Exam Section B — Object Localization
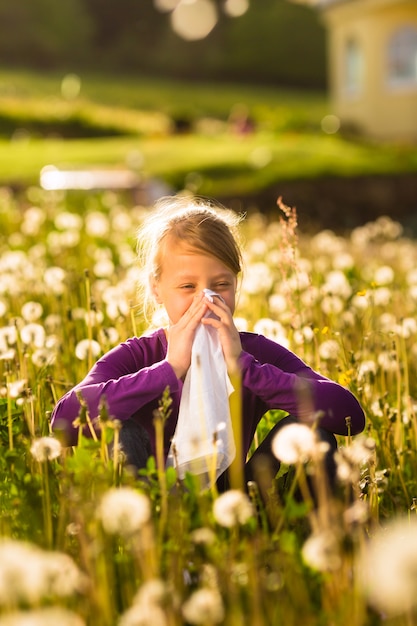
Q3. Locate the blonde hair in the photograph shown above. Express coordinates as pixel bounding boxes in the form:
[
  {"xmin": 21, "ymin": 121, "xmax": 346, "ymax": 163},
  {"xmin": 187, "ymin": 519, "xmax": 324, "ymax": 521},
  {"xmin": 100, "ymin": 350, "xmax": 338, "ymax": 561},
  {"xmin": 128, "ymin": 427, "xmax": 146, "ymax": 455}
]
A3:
[{"xmin": 137, "ymin": 195, "xmax": 244, "ymax": 322}]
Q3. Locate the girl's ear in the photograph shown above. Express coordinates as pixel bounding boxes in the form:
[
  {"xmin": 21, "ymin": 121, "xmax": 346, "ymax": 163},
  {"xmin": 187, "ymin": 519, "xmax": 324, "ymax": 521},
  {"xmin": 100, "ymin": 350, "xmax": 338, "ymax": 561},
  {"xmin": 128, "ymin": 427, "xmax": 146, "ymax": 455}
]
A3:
[{"xmin": 150, "ymin": 277, "xmax": 162, "ymax": 304}]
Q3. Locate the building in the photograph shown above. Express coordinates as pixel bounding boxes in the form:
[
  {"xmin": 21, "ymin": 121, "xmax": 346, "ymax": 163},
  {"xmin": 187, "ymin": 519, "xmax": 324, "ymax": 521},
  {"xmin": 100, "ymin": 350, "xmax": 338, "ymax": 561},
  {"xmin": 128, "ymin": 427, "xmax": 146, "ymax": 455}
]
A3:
[{"xmin": 291, "ymin": 0, "xmax": 417, "ymax": 141}]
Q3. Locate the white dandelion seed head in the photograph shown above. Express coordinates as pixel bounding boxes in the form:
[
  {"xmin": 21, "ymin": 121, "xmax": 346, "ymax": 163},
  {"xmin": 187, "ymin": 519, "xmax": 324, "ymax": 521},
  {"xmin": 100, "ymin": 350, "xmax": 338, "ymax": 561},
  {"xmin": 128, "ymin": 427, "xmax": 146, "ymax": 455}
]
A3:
[
  {"xmin": 320, "ymin": 295, "xmax": 344, "ymax": 316},
  {"xmin": 75, "ymin": 339, "xmax": 102, "ymax": 360},
  {"xmin": 97, "ymin": 487, "xmax": 152, "ymax": 536},
  {"xmin": 212, "ymin": 490, "xmax": 254, "ymax": 528},
  {"xmin": 321, "ymin": 270, "xmax": 352, "ymax": 299},
  {"xmin": 119, "ymin": 603, "xmax": 168, "ymax": 626},
  {"xmin": 30, "ymin": 436, "xmax": 62, "ymax": 462},
  {"xmin": 85, "ymin": 211, "xmax": 110, "ymax": 237},
  {"xmin": 318, "ymin": 339, "xmax": 340, "ymax": 361},
  {"xmin": 21, "ymin": 301, "xmax": 43, "ymax": 322},
  {"xmin": 191, "ymin": 527, "xmax": 216, "ymax": 545},
  {"xmin": 253, "ymin": 318, "xmax": 288, "ymax": 347},
  {"xmin": 359, "ymin": 517, "xmax": 417, "ymax": 616},
  {"xmin": 373, "ymin": 264, "xmax": 395, "ymax": 286},
  {"xmin": 302, "ymin": 531, "xmax": 341, "ymax": 572},
  {"xmin": 271, "ymin": 423, "xmax": 319, "ymax": 464},
  {"xmin": 373, "ymin": 286, "xmax": 392, "ymax": 307},
  {"xmin": 181, "ymin": 588, "xmax": 225, "ymax": 625},
  {"xmin": 20, "ymin": 323, "xmax": 46, "ymax": 348}
]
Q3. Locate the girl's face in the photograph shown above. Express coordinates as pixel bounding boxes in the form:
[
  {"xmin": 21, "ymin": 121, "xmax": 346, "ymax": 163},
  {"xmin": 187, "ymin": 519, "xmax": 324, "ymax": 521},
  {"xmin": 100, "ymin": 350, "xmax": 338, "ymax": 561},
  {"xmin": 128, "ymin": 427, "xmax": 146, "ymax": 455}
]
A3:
[{"xmin": 152, "ymin": 238, "xmax": 237, "ymax": 324}]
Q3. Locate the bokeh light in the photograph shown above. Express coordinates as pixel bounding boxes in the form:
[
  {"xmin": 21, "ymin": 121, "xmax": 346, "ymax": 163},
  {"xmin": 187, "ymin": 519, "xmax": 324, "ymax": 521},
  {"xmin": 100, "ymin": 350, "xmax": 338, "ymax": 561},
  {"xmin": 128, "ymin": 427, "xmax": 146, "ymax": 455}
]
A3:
[
  {"xmin": 171, "ymin": 0, "xmax": 218, "ymax": 41},
  {"xmin": 224, "ymin": 0, "xmax": 249, "ymax": 18},
  {"xmin": 321, "ymin": 114, "xmax": 341, "ymax": 134}
]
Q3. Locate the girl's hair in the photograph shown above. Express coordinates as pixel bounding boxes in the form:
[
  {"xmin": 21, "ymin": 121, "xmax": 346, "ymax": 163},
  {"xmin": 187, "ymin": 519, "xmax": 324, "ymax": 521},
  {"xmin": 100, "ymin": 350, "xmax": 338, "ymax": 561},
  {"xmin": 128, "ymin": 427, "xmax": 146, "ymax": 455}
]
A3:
[{"xmin": 137, "ymin": 195, "xmax": 244, "ymax": 321}]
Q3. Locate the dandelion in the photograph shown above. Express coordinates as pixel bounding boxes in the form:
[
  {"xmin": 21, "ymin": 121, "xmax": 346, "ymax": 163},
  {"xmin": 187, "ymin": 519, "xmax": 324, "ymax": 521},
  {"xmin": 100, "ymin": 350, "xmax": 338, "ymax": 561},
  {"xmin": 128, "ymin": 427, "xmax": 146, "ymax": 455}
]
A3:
[
  {"xmin": 253, "ymin": 318, "xmax": 288, "ymax": 347},
  {"xmin": 374, "ymin": 264, "xmax": 394, "ymax": 285},
  {"xmin": 20, "ymin": 323, "xmax": 46, "ymax": 348},
  {"xmin": 212, "ymin": 490, "xmax": 254, "ymax": 528},
  {"xmin": 119, "ymin": 603, "xmax": 167, "ymax": 626},
  {"xmin": 359, "ymin": 516, "xmax": 417, "ymax": 616},
  {"xmin": 0, "ymin": 539, "xmax": 84, "ymax": 606},
  {"xmin": 43, "ymin": 266, "xmax": 67, "ymax": 294},
  {"xmin": 182, "ymin": 588, "xmax": 225, "ymax": 625},
  {"xmin": 318, "ymin": 339, "xmax": 340, "ymax": 361},
  {"xmin": 97, "ymin": 487, "xmax": 151, "ymax": 536},
  {"xmin": 75, "ymin": 339, "xmax": 102, "ymax": 360},
  {"xmin": 85, "ymin": 211, "xmax": 109, "ymax": 237},
  {"xmin": 271, "ymin": 423, "xmax": 319, "ymax": 464},
  {"xmin": 30, "ymin": 436, "xmax": 62, "ymax": 461},
  {"xmin": 320, "ymin": 295, "xmax": 344, "ymax": 316},
  {"xmin": 191, "ymin": 527, "xmax": 216, "ymax": 545},
  {"xmin": 4, "ymin": 379, "xmax": 27, "ymax": 399},
  {"xmin": 32, "ymin": 348, "xmax": 56, "ymax": 368},
  {"xmin": 302, "ymin": 531, "xmax": 341, "ymax": 572},
  {"xmin": 21, "ymin": 301, "xmax": 43, "ymax": 322}
]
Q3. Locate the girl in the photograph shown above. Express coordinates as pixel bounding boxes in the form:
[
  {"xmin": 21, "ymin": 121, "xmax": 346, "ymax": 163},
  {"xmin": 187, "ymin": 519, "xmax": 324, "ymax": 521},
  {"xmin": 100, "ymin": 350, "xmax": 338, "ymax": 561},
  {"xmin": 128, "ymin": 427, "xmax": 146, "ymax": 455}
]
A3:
[{"xmin": 51, "ymin": 196, "xmax": 365, "ymax": 489}]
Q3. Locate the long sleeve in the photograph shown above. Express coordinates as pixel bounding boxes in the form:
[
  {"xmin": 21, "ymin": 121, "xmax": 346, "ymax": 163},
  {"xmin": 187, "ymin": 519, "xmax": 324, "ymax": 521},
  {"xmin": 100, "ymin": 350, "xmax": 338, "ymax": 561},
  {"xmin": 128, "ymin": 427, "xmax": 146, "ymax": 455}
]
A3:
[
  {"xmin": 51, "ymin": 330, "xmax": 180, "ymax": 445},
  {"xmin": 239, "ymin": 333, "xmax": 365, "ymax": 437}
]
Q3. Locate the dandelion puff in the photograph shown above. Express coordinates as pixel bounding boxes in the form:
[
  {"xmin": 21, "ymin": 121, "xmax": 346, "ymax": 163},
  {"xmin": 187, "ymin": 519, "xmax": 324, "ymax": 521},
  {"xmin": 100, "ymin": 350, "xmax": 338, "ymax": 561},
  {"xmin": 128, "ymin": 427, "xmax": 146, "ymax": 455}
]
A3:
[
  {"xmin": 43, "ymin": 551, "xmax": 87, "ymax": 597},
  {"xmin": 32, "ymin": 348, "xmax": 56, "ymax": 368},
  {"xmin": 30, "ymin": 436, "xmax": 62, "ymax": 462},
  {"xmin": 97, "ymin": 487, "xmax": 151, "ymax": 537},
  {"xmin": 359, "ymin": 516, "xmax": 417, "ymax": 616},
  {"xmin": 318, "ymin": 339, "xmax": 340, "ymax": 361},
  {"xmin": 119, "ymin": 603, "xmax": 167, "ymax": 626},
  {"xmin": 20, "ymin": 323, "xmax": 46, "ymax": 348},
  {"xmin": 302, "ymin": 531, "xmax": 341, "ymax": 572},
  {"xmin": 21, "ymin": 301, "xmax": 43, "ymax": 322},
  {"xmin": 182, "ymin": 588, "xmax": 225, "ymax": 625},
  {"xmin": 212, "ymin": 490, "xmax": 254, "ymax": 528},
  {"xmin": 75, "ymin": 339, "xmax": 102, "ymax": 360},
  {"xmin": 272, "ymin": 423, "xmax": 318, "ymax": 464}
]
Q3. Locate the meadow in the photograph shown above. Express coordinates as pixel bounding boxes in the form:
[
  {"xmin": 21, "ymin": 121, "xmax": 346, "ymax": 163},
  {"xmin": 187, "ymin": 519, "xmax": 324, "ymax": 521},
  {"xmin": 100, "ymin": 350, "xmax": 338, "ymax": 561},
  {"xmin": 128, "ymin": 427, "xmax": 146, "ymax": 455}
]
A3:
[{"xmin": 1, "ymin": 182, "xmax": 417, "ymax": 626}]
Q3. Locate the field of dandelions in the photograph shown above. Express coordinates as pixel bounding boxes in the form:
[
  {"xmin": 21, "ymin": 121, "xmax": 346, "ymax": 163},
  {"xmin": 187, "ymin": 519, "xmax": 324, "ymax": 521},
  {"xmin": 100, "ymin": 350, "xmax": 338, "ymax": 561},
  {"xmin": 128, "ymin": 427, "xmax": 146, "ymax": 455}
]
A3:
[{"xmin": 2, "ymin": 184, "xmax": 417, "ymax": 626}]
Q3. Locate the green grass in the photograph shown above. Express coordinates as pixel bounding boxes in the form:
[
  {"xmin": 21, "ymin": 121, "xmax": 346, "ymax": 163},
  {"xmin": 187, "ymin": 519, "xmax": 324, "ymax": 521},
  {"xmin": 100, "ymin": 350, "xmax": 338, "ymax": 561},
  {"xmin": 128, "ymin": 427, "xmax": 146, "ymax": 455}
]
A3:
[{"xmin": 0, "ymin": 68, "xmax": 416, "ymax": 196}]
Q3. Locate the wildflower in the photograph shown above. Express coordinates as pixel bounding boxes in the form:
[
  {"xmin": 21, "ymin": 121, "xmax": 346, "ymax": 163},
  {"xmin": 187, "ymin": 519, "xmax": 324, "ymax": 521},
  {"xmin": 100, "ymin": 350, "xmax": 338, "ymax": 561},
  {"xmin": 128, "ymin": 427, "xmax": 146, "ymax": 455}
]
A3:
[
  {"xmin": 0, "ymin": 608, "xmax": 85, "ymax": 626},
  {"xmin": 97, "ymin": 487, "xmax": 151, "ymax": 536},
  {"xmin": 182, "ymin": 588, "xmax": 225, "ymax": 625},
  {"xmin": 43, "ymin": 266, "xmax": 67, "ymax": 294},
  {"xmin": 85, "ymin": 211, "xmax": 109, "ymax": 237},
  {"xmin": 253, "ymin": 318, "xmax": 288, "ymax": 347},
  {"xmin": 32, "ymin": 348, "xmax": 56, "ymax": 368},
  {"xmin": 75, "ymin": 339, "xmax": 102, "ymax": 360},
  {"xmin": 242, "ymin": 262, "xmax": 274, "ymax": 294},
  {"xmin": 359, "ymin": 516, "xmax": 417, "ymax": 616},
  {"xmin": 318, "ymin": 339, "xmax": 340, "ymax": 361},
  {"xmin": 302, "ymin": 531, "xmax": 341, "ymax": 572},
  {"xmin": 374, "ymin": 264, "xmax": 394, "ymax": 285},
  {"xmin": 321, "ymin": 270, "xmax": 352, "ymax": 298},
  {"xmin": 30, "ymin": 436, "xmax": 62, "ymax": 462},
  {"xmin": 4, "ymin": 379, "xmax": 27, "ymax": 399},
  {"xmin": 320, "ymin": 295, "xmax": 344, "ymax": 316},
  {"xmin": 0, "ymin": 539, "xmax": 84, "ymax": 606},
  {"xmin": 212, "ymin": 490, "xmax": 254, "ymax": 528},
  {"xmin": 20, "ymin": 323, "xmax": 46, "ymax": 348},
  {"xmin": 119, "ymin": 603, "xmax": 167, "ymax": 626},
  {"xmin": 191, "ymin": 527, "xmax": 216, "ymax": 545},
  {"xmin": 21, "ymin": 301, "xmax": 43, "ymax": 322},
  {"xmin": 54, "ymin": 211, "xmax": 83, "ymax": 231},
  {"xmin": 272, "ymin": 423, "xmax": 319, "ymax": 465}
]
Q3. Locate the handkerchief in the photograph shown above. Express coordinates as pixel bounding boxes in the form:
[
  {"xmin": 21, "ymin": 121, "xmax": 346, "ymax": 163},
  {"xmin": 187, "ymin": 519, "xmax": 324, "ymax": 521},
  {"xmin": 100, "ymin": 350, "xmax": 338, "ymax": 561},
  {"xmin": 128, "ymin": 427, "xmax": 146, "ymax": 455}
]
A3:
[{"xmin": 167, "ymin": 290, "xmax": 236, "ymax": 486}]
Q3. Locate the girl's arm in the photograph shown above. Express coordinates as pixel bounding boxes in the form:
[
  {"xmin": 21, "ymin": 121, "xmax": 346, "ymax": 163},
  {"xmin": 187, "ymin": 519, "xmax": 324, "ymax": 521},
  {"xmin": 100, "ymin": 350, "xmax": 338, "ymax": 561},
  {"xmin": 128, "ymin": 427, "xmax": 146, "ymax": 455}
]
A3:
[
  {"xmin": 238, "ymin": 335, "xmax": 365, "ymax": 436},
  {"xmin": 51, "ymin": 340, "xmax": 180, "ymax": 444}
]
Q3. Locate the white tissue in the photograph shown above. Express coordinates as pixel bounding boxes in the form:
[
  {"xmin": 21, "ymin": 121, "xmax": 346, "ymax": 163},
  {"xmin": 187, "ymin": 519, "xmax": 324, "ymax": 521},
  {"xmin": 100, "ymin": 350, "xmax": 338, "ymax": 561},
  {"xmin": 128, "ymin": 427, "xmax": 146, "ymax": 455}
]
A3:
[{"xmin": 167, "ymin": 290, "xmax": 236, "ymax": 486}]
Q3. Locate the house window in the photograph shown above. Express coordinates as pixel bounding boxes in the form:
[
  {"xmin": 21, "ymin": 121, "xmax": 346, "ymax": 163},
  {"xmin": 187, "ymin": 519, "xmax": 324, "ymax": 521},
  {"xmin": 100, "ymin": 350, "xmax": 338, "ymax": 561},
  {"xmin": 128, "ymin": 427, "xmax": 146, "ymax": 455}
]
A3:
[
  {"xmin": 344, "ymin": 38, "xmax": 363, "ymax": 96},
  {"xmin": 387, "ymin": 25, "xmax": 417, "ymax": 87}
]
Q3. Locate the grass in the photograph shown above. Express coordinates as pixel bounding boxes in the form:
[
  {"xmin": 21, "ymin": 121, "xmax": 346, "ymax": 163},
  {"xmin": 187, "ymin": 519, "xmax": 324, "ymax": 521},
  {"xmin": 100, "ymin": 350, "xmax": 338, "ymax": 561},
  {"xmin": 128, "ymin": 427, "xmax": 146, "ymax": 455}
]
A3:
[
  {"xmin": 1, "ymin": 186, "xmax": 417, "ymax": 624},
  {"xmin": 0, "ymin": 69, "xmax": 416, "ymax": 196}
]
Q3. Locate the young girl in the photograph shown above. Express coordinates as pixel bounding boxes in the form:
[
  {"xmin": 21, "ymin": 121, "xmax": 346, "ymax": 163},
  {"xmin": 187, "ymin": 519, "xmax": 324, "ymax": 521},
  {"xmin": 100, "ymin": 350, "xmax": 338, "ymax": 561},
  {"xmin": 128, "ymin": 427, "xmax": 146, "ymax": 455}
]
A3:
[{"xmin": 51, "ymin": 196, "xmax": 365, "ymax": 490}]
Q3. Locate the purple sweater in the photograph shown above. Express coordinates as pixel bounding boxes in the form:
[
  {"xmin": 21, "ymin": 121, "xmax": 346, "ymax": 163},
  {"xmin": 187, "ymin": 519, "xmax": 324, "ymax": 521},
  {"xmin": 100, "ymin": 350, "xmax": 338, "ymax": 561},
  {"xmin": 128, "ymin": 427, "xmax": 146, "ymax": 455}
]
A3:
[{"xmin": 51, "ymin": 328, "xmax": 365, "ymax": 459}]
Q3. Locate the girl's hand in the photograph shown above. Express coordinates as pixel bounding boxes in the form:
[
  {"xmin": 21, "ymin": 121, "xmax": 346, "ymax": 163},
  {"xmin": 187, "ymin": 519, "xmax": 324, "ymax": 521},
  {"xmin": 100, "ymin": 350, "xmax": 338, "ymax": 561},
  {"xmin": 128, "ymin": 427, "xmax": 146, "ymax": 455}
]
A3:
[
  {"xmin": 201, "ymin": 295, "xmax": 242, "ymax": 373},
  {"xmin": 165, "ymin": 292, "xmax": 207, "ymax": 379}
]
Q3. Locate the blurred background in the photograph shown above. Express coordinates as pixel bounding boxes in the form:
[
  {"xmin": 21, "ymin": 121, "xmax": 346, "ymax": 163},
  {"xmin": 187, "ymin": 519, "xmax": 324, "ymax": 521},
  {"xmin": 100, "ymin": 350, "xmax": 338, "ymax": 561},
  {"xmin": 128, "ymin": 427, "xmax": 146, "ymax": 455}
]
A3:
[{"xmin": 0, "ymin": 0, "xmax": 416, "ymax": 232}]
